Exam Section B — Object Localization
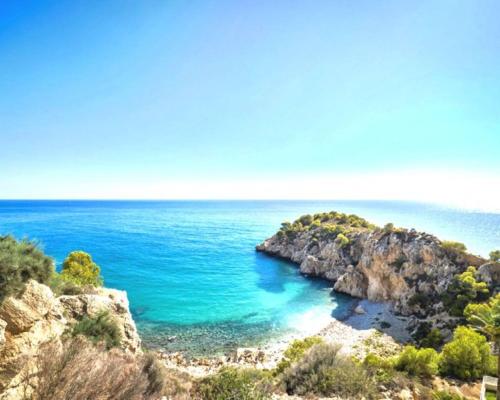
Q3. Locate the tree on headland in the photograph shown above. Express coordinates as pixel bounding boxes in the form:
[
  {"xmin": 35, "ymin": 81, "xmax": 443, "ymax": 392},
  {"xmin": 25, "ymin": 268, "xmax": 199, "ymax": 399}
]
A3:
[
  {"xmin": 490, "ymin": 250, "xmax": 500, "ymax": 263},
  {"xmin": 61, "ymin": 251, "xmax": 103, "ymax": 287}
]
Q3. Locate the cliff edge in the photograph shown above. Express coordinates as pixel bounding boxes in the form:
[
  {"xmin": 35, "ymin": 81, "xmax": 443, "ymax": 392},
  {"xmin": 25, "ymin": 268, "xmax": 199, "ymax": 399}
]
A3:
[{"xmin": 0, "ymin": 280, "xmax": 141, "ymax": 399}]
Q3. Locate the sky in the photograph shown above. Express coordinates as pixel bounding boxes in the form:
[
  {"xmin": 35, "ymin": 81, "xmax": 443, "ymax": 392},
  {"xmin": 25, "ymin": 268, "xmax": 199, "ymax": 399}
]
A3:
[{"xmin": 1, "ymin": 1, "xmax": 499, "ymax": 208}]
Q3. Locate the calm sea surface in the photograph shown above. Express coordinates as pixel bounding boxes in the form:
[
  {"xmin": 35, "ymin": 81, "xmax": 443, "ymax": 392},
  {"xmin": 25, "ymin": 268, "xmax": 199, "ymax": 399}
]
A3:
[{"xmin": 0, "ymin": 200, "xmax": 498, "ymax": 354}]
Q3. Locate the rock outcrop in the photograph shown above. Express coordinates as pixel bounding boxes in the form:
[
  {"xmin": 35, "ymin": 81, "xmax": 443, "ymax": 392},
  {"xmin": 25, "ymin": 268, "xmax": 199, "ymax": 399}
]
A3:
[
  {"xmin": 0, "ymin": 280, "xmax": 141, "ymax": 399},
  {"xmin": 256, "ymin": 212, "xmax": 497, "ymax": 326}
]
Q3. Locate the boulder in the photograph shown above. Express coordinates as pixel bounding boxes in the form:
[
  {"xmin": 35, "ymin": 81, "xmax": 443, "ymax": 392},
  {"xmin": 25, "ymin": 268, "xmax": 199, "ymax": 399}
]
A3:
[{"xmin": 354, "ymin": 304, "xmax": 366, "ymax": 314}]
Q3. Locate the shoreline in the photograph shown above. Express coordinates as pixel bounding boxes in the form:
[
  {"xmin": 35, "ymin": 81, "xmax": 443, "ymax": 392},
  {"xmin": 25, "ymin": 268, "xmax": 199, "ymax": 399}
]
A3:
[{"xmin": 157, "ymin": 299, "xmax": 410, "ymax": 377}]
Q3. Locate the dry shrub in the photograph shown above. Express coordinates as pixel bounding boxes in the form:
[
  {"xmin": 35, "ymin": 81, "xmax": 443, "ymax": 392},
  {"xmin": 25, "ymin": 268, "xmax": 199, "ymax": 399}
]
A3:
[
  {"xmin": 19, "ymin": 336, "xmax": 189, "ymax": 400},
  {"xmin": 281, "ymin": 343, "xmax": 376, "ymax": 399}
]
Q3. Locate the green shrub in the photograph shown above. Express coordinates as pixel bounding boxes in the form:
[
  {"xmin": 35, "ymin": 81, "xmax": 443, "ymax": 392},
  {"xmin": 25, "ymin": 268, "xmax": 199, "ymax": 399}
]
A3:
[
  {"xmin": 281, "ymin": 343, "xmax": 376, "ymax": 399},
  {"xmin": 420, "ymin": 328, "xmax": 444, "ymax": 350},
  {"xmin": 394, "ymin": 345, "xmax": 439, "ymax": 378},
  {"xmin": 72, "ymin": 311, "xmax": 121, "ymax": 349},
  {"xmin": 0, "ymin": 235, "xmax": 54, "ymax": 301},
  {"xmin": 363, "ymin": 353, "xmax": 395, "ymax": 384},
  {"xmin": 335, "ymin": 233, "xmax": 349, "ymax": 248},
  {"xmin": 438, "ymin": 326, "xmax": 496, "ymax": 380},
  {"xmin": 274, "ymin": 336, "xmax": 323, "ymax": 375},
  {"xmin": 383, "ymin": 223, "xmax": 395, "ymax": 233},
  {"xmin": 194, "ymin": 367, "xmax": 271, "ymax": 400},
  {"xmin": 442, "ymin": 266, "xmax": 489, "ymax": 317},
  {"xmin": 61, "ymin": 251, "xmax": 103, "ymax": 287},
  {"xmin": 432, "ymin": 390, "xmax": 466, "ymax": 400},
  {"xmin": 298, "ymin": 214, "xmax": 313, "ymax": 226},
  {"xmin": 489, "ymin": 250, "xmax": 500, "ymax": 262},
  {"xmin": 49, "ymin": 273, "xmax": 87, "ymax": 296},
  {"xmin": 441, "ymin": 240, "xmax": 467, "ymax": 253}
]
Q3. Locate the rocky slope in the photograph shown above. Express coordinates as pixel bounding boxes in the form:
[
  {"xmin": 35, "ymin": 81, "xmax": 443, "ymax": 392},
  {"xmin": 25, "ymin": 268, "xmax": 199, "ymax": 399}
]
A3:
[
  {"xmin": 0, "ymin": 280, "xmax": 141, "ymax": 399},
  {"xmin": 256, "ymin": 212, "xmax": 498, "ymax": 336}
]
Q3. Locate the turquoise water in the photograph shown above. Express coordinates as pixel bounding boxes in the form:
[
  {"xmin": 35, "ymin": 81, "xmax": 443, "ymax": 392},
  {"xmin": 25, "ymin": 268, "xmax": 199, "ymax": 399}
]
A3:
[{"xmin": 0, "ymin": 200, "xmax": 498, "ymax": 354}]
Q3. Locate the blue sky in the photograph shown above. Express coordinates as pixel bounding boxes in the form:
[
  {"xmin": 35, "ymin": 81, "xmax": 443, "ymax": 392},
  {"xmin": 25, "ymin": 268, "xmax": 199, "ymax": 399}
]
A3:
[{"xmin": 1, "ymin": 1, "xmax": 499, "ymax": 205}]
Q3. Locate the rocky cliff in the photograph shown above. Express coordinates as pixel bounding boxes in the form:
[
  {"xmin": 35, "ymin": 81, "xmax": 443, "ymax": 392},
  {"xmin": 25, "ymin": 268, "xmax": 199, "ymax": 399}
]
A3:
[
  {"xmin": 256, "ymin": 212, "xmax": 497, "ymax": 335},
  {"xmin": 0, "ymin": 280, "xmax": 141, "ymax": 399}
]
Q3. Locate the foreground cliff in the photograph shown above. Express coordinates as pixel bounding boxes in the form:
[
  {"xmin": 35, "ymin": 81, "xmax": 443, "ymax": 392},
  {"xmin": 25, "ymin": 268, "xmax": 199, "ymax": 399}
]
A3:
[
  {"xmin": 257, "ymin": 212, "xmax": 499, "ymax": 337},
  {"xmin": 0, "ymin": 280, "xmax": 141, "ymax": 399}
]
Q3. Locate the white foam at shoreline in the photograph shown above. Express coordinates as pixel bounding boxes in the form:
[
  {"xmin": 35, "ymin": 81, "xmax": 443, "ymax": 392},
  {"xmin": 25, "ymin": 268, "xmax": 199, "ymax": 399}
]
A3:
[{"xmin": 285, "ymin": 305, "xmax": 335, "ymax": 336}]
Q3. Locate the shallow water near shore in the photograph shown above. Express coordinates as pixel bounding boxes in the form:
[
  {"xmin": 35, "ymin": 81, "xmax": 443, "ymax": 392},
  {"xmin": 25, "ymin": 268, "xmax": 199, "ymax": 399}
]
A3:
[{"xmin": 0, "ymin": 200, "xmax": 498, "ymax": 355}]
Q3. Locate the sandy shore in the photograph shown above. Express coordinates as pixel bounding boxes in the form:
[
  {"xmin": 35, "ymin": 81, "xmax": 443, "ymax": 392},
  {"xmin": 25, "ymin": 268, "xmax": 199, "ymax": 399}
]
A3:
[{"xmin": 158, "ymin": 300, "xmax": 411, "ymax": 377}]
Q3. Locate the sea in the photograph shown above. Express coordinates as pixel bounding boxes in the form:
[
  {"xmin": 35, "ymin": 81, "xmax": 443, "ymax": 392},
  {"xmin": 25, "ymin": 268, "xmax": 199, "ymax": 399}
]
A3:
[{"xmin": 0, "ymin": 200, "xmax": 498, "ymax": 355}]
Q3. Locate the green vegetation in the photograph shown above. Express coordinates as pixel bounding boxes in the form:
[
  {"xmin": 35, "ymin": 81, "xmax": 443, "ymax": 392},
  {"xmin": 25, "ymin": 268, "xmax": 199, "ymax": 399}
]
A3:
[
  {"xmin": 335, "ymin": 233, "xmax": 350, "ymax": 248},
  {"xmin": 362, "ymin": 353, "xmax": 396, "ymax": 385},
  {"xmin": 442, "ymin": 266, "xmax": 489, "ymax": 317},
  {"xmin": 0, "ymin": 235, "xmax": 54, "ymax": 301},
  {"xmin": 281, "ymin": 343, "xmax": 376, "ymax": 399},
  {"xmin": 277, "ymin": 211, "xmax": 376, "ymax": 241},
  {"xmin": 394, "ymin": 345, "xmax": 439, "ymax": 378},
  {"xmin": 383, "ymin": 223, "xmax": 395, "ymax": 232},
  {"xmin": 0, "ymin": 235, "xmax": 104, "ymax": 300},
  {"xmin": 61, "ymin": 251, "xmax": 103, "ymax": 287},
  {"xmin": 485, "ymin": 391, "xmax": 496, "ymax": 400},
  {"xmin": 489, "ymin": 250, "xmax": 500, "ymax": 262},
  {"xmin": 194, "ymin": 367, "xmax": 271, "ymax": 400},
  {"xmin": 72, "ymin": 311, "xmax": 122, "ymax": 349},
  {"xmin": 274, "ymin": 336, "xmax": 323, "ymax": 375},
  {"xmin": 464, "ymin": 293, "xmax": 500, "ymax": 343},
  {"xmin": 432, "ymin": 390, "xmax": 466, "ymax": 400},
  {"xmin": 419, "ymin": 328, "xmax": 445, "ymax": 350},
  {"xmin": 441, "ymin": 240, "xmax": 467, "ymax": 254},
  {"xmin": 438, "ymin": 326, "xmax": 496, "ymax": 380},
  {"xmin": 465, "ymin": 293, "xmax": 500, "ymax": 398}
]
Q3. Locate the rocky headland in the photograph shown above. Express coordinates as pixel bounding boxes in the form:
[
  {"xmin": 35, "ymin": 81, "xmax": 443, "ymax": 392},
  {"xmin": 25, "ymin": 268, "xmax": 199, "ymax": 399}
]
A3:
[{"xmin": 256, "ymin": 211, "xmax": 499, "ymax": 341}]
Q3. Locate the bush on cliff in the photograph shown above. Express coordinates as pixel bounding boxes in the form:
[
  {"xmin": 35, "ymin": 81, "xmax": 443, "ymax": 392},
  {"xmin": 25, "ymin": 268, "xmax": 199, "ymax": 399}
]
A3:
[
  {"xmin": 394, "ymin": 345, "xmax": 439, "ymax": 378},
  {"xmin": 335, "ymin": 233, "xmax": 350, "ymax": 248},
  {"xmin": 72, "ymin": 311, "xmax": 121, "ymax": 349},
  {"xmin": 363, "ymin": 353, "xmax": 397, "ymax": 384},
  {"xmin": 194, "ymin": 367, "xmax": 272, "ymax": 400},
  {"xmin": 442, "ymin": 266, "xmax": 489, "ymax": 317},
  {"xmin": 0, "ymin": 235, "xmax": 54, "ymax": 301},
  {"xmin": 489, "ymin": 249, "xmax": 500, "ymax": 262},
  {"xmin": 438, "ymin": 326, "xmax": 496, "ymax": 380},
  {"xmin": 274, "ymin": 336, "xmax": 323, "ymax": 375},
  {"xmin": 20, "ymin": 336, "xmax": 178, "ymax": 400},
  {"xmin": 281, "ymin": 343, "xmax": 376, "ymax": 399},
  {"xmin": 441, "ymin": 240, "xmax": 467, "ymax": 254},
  {"xmin": 49, "ymin": 272, "xmax": 91, "ymax": 296},
  {"xmin": 61, "ymin": 250, "xmax": 103, "ymax": 287},
  {"xmin": 419, "ymin": 328, "xmax": 445, "ymax": 350}
]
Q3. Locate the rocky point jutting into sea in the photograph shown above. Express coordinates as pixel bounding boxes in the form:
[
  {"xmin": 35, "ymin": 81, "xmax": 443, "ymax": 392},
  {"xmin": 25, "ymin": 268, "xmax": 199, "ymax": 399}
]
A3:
[{"xmin": 256, "ymin": 211, "xmax": 500, "ymax": 341}]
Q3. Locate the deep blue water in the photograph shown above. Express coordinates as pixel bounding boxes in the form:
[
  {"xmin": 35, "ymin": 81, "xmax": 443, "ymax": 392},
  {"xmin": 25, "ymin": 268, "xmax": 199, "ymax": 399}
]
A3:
[{"xmin": 0, "ymin": 200, "xmax": 498, "ymax": 354}]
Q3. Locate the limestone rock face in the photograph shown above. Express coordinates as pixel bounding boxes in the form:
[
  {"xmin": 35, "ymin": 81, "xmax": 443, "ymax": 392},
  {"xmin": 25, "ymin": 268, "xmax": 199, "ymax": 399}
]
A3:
[
  {"xmin": 477, "ymin": 262, "xmax": 500, "ymax": 290},
  {"xmin": 0, "ymin": 280, "xmax": 141, "ymax": 399},
  {"xmin": 257, "ymin": 223, "xmax": 487, "ymax": 319}
]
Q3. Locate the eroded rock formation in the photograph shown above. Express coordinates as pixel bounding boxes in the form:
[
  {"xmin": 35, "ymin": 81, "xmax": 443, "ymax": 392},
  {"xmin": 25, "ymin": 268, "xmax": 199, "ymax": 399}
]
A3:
[
  {"xmin": 256, "ymin": 212, "xmax": 497, "ymax": 329},
  {"xmin": 0, "ymin": 280, "xmax": 140, "ymax": 399}
]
